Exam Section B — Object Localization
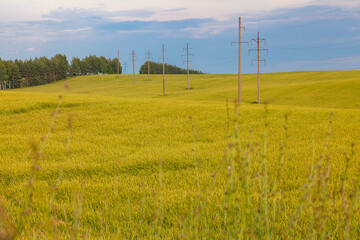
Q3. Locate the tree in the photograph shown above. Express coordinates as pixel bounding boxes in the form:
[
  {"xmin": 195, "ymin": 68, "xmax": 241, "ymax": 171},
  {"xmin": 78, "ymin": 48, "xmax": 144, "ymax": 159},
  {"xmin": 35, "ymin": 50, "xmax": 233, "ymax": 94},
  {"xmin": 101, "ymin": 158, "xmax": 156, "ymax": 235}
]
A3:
[
  {"xmin": 51, "ymin": 54, "xmax": 69, "ymax": 80},
  {"xmin": 70, "ymin": 57, "xmax": 81, "ymax": 75},
  {"xmin": 0, "ymin": 53, "xmax": 127, "ymax": 89},
  {"xmin": 39, "ymin": 57, "xmax": 52, "ymax": 83},
  {"xmin": 99, "ymin": 56, "xmax": 108, "ymax": 74},
  {"xmin": 5, "ymin": 61, "xmax": 21, "ymax": 89},
  {"xmin": 107, "ymin": 58, "xmax": 118, "ymax": 74},
  {"xmin": 80, "ymin": 60, "xmax": 90, "ymax": 75},
  {"xmin": 0, "ymin": 59, "xmax": 6, "ymax": 90},
  {"xmin": 33, "ymin": 57, "xmax": 45, "ymax": 85},
  {"xmin": 139, "ymin": 61, "xmax": 203, "ymax": 74},
  {"xmin": 11, "ymin": 62, "xmax": 21, "ymax": 88},
  {"xmin": 84, "ymin": 55, "xmax": 100, "ymax": 74}
]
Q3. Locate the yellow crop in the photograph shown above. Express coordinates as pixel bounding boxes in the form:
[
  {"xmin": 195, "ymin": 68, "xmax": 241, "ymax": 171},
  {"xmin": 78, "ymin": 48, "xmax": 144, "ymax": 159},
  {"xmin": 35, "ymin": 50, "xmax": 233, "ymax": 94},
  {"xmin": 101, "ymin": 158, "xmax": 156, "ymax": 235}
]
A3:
[{"xmin": 0, "ymin": 71, "xmax": 359, "ymax": 239}]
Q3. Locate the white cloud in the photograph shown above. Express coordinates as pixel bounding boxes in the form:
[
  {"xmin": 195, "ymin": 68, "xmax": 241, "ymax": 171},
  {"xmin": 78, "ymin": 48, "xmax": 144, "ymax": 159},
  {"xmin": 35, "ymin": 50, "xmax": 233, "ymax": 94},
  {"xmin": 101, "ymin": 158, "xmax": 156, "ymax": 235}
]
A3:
[
  {"xmin": 1, "ymin": 0, "xmax": 359, "ymax": 23},
  {"xmin": 116, "ymin": 29, "xmax": 164, "ymax": 35},
  {"xmin": 62, "ymin": 27, "xmax": 92, "ymax": 33},
  {"xmin": 313, "ymin": 0, "xmax": 360, "ymax": 8},
  {"xmin": 26, "ymin": 47, "xmax": 35, "ymax": 52},
  {"xmin": 178, "ymin": 22, "xmax": 234, "ymax": 39}
]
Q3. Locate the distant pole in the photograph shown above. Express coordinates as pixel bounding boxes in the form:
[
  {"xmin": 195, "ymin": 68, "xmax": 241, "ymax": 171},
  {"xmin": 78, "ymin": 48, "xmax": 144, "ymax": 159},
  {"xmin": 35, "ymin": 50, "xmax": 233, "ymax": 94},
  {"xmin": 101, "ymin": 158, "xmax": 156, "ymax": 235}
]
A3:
[
  {"xmin": 124, "ymin": 62, "xmax": 127, "ymax": 84},
  {"xmin": 238, "ymin": 17, "xmax": 242, "ymax": 104},
  {"xmin": 182, "ymin": 43, "xmax": 194, "ymax": 90},
  {"xmin": 249, "ymin": 32, "xmax": 268, "ymax": 104},
  {"xmin": 162, "ymin": 44, "xmax": 165, "ymax": 95},
  {"xmin": 231, "ymin": 17, "xmax": 247, "ymax": 104},
  {"xmin": 132, "ymin": 50, "xmax": 135, "ymax": 84},
  {"xmin": 257, "ymin": 32, "xmax": 260, "ymax": 104},
  {"xmin": 148, "ymin": 50, "xmax": 150, "ymax": 81},
  {"xmin": 187, "ymin": 43, "xmax": 190, "ymax": 90},
  {"xmin": 118, "ymin": 50, "xmax": 120, "ymax": 76}
]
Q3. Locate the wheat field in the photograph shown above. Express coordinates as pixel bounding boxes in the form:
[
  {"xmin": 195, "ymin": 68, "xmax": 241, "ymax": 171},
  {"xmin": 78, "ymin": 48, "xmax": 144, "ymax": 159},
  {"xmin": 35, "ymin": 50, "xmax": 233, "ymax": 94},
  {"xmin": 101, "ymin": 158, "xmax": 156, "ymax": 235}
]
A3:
[{"xmin": 0, "ymin": 71, "xmax": 360, "ymax": 239}]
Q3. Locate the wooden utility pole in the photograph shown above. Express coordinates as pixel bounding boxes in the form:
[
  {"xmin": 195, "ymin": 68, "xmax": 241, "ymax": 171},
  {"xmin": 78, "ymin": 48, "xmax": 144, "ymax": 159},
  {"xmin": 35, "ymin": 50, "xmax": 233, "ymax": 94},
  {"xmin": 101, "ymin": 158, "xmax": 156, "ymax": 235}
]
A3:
[
  {"xmin": 249, "ymin": 32, "xmax": 268, "ymax": 104},
  {"xmin": 182, "ymin": 43, "xmax": 194, "ymax": 90},
  {"xmin": 257, "ymin": 32, "xmax": 260, "ymax": 104},
  {"xmin": 238, "ymin": 18, "xmax": 242, "ymax": 104},
  {"xmin": 162, "ymin": 44, "xmax": 165, "ymax": 95},
  {"xmin": 231, "ymin": 17, "xmax": 247, "ymax": 103},
  {"xmin": 124, "ymin": 62, "xmax": 127, "ymax": 74},
  {"xmin": 132, "ymin": 50, "xmax": 135, "ymax": 84},
  {"xmin": 117, "ymin": 50, "xmax": 120, "ymax": 75},
  {"xmin": 186, "ymin": 43, "xmax": 189, "ymax": 89},
  {"xmin": 148, "ymin": 50, "xmax": 151, "ymax": 81}
]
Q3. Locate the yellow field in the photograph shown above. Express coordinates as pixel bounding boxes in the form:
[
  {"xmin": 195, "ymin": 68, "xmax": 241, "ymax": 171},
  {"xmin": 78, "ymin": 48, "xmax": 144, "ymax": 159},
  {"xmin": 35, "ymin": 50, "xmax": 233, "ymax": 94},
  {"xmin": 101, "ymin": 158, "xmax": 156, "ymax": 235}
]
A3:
[
  {"xmin": 21, "ymin": 71, "xmax": 360, "ymax": 109},
  {"xmin": 1, "ymin": 71, "xmax": 360, "ymax": 239}
]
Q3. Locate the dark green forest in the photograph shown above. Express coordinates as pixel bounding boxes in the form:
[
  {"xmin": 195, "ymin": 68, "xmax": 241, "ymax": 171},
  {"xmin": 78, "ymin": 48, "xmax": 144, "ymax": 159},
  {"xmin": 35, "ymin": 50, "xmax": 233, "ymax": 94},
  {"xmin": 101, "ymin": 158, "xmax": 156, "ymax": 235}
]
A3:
[
  {"xmin": 139, "ymin": 61, "xmax": 203, "ymax": 74},
  {"xmin": 0, "ymin": 55, "xmax": 121, "ymax": 89}
]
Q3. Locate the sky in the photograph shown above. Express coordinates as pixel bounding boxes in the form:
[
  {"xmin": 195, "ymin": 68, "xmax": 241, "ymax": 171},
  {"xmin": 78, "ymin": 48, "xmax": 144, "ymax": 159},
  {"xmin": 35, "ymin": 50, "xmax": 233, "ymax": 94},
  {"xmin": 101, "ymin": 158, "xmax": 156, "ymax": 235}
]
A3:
[{"xmin": 0, "ymin": 0, "xmax": 359, "ymax": 73}]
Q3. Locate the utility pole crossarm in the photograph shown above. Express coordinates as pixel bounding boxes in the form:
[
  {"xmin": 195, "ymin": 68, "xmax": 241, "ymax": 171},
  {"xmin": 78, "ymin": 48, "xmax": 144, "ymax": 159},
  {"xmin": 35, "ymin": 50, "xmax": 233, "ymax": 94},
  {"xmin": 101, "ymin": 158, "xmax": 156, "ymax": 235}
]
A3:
[
  {"xmin": 183, "ymin": 60, "xmax": 193, "ymax": 64},
  {"xmin": 251, "ymin": 59, "xmax": 267, "ymax": 65},
  {"xmin": 231, "ymin": 38, "xmax": 249, "ymax": 49},
  {"xmin": 251, "ymin": 38, "xmax": 267, "ymax": 45}
]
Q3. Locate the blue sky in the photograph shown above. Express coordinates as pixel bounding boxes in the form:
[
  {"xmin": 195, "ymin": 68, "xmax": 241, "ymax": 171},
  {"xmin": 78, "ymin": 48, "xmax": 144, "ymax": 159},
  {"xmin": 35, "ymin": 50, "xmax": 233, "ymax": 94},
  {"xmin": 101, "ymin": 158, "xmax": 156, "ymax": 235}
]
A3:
[{"xmin": 0, "ymin": 0, "xmax": 359, "ymax": 73}]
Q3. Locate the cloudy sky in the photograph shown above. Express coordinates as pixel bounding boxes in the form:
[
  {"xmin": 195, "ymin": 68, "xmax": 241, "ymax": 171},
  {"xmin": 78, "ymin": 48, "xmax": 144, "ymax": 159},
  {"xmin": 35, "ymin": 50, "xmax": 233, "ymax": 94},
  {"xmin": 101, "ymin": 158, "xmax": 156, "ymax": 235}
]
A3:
[{"xmin": 0, "ymin": 0, "xmax": 359, "ymax": 73}]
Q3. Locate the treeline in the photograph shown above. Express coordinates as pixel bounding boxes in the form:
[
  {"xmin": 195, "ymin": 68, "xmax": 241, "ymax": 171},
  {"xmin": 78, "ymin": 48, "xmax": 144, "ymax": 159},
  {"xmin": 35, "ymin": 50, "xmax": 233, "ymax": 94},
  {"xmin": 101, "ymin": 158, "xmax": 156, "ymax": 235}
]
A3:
[
  {"xmin": 139, "ymin": 61, "xmax": 203, "ymax": 74},
  {"xmin": 0, "ymin": 54, "xmax": 68, "ymax": 89},
  {"xmin": 69, "ymin": 55, "xmax": 120, "ymax": 76},
  {"xmin": 0, "ymin": 54, "xmax": 121, "ymax": 89},
  {"xmin": 0, "ymin": 56, "xmax": 203, "ymax": 90}
]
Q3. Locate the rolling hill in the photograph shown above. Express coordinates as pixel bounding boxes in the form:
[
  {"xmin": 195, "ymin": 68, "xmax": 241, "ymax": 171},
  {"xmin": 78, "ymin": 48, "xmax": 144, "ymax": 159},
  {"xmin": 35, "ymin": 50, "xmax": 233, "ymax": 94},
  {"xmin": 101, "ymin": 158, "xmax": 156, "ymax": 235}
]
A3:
[
  {"xmin": 1, "ymin": 70, "xmax": 359, "ymax": 238},
  {"xmin": 17, "ymin": 70, "xmax": 360, "ymax": 109}
]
